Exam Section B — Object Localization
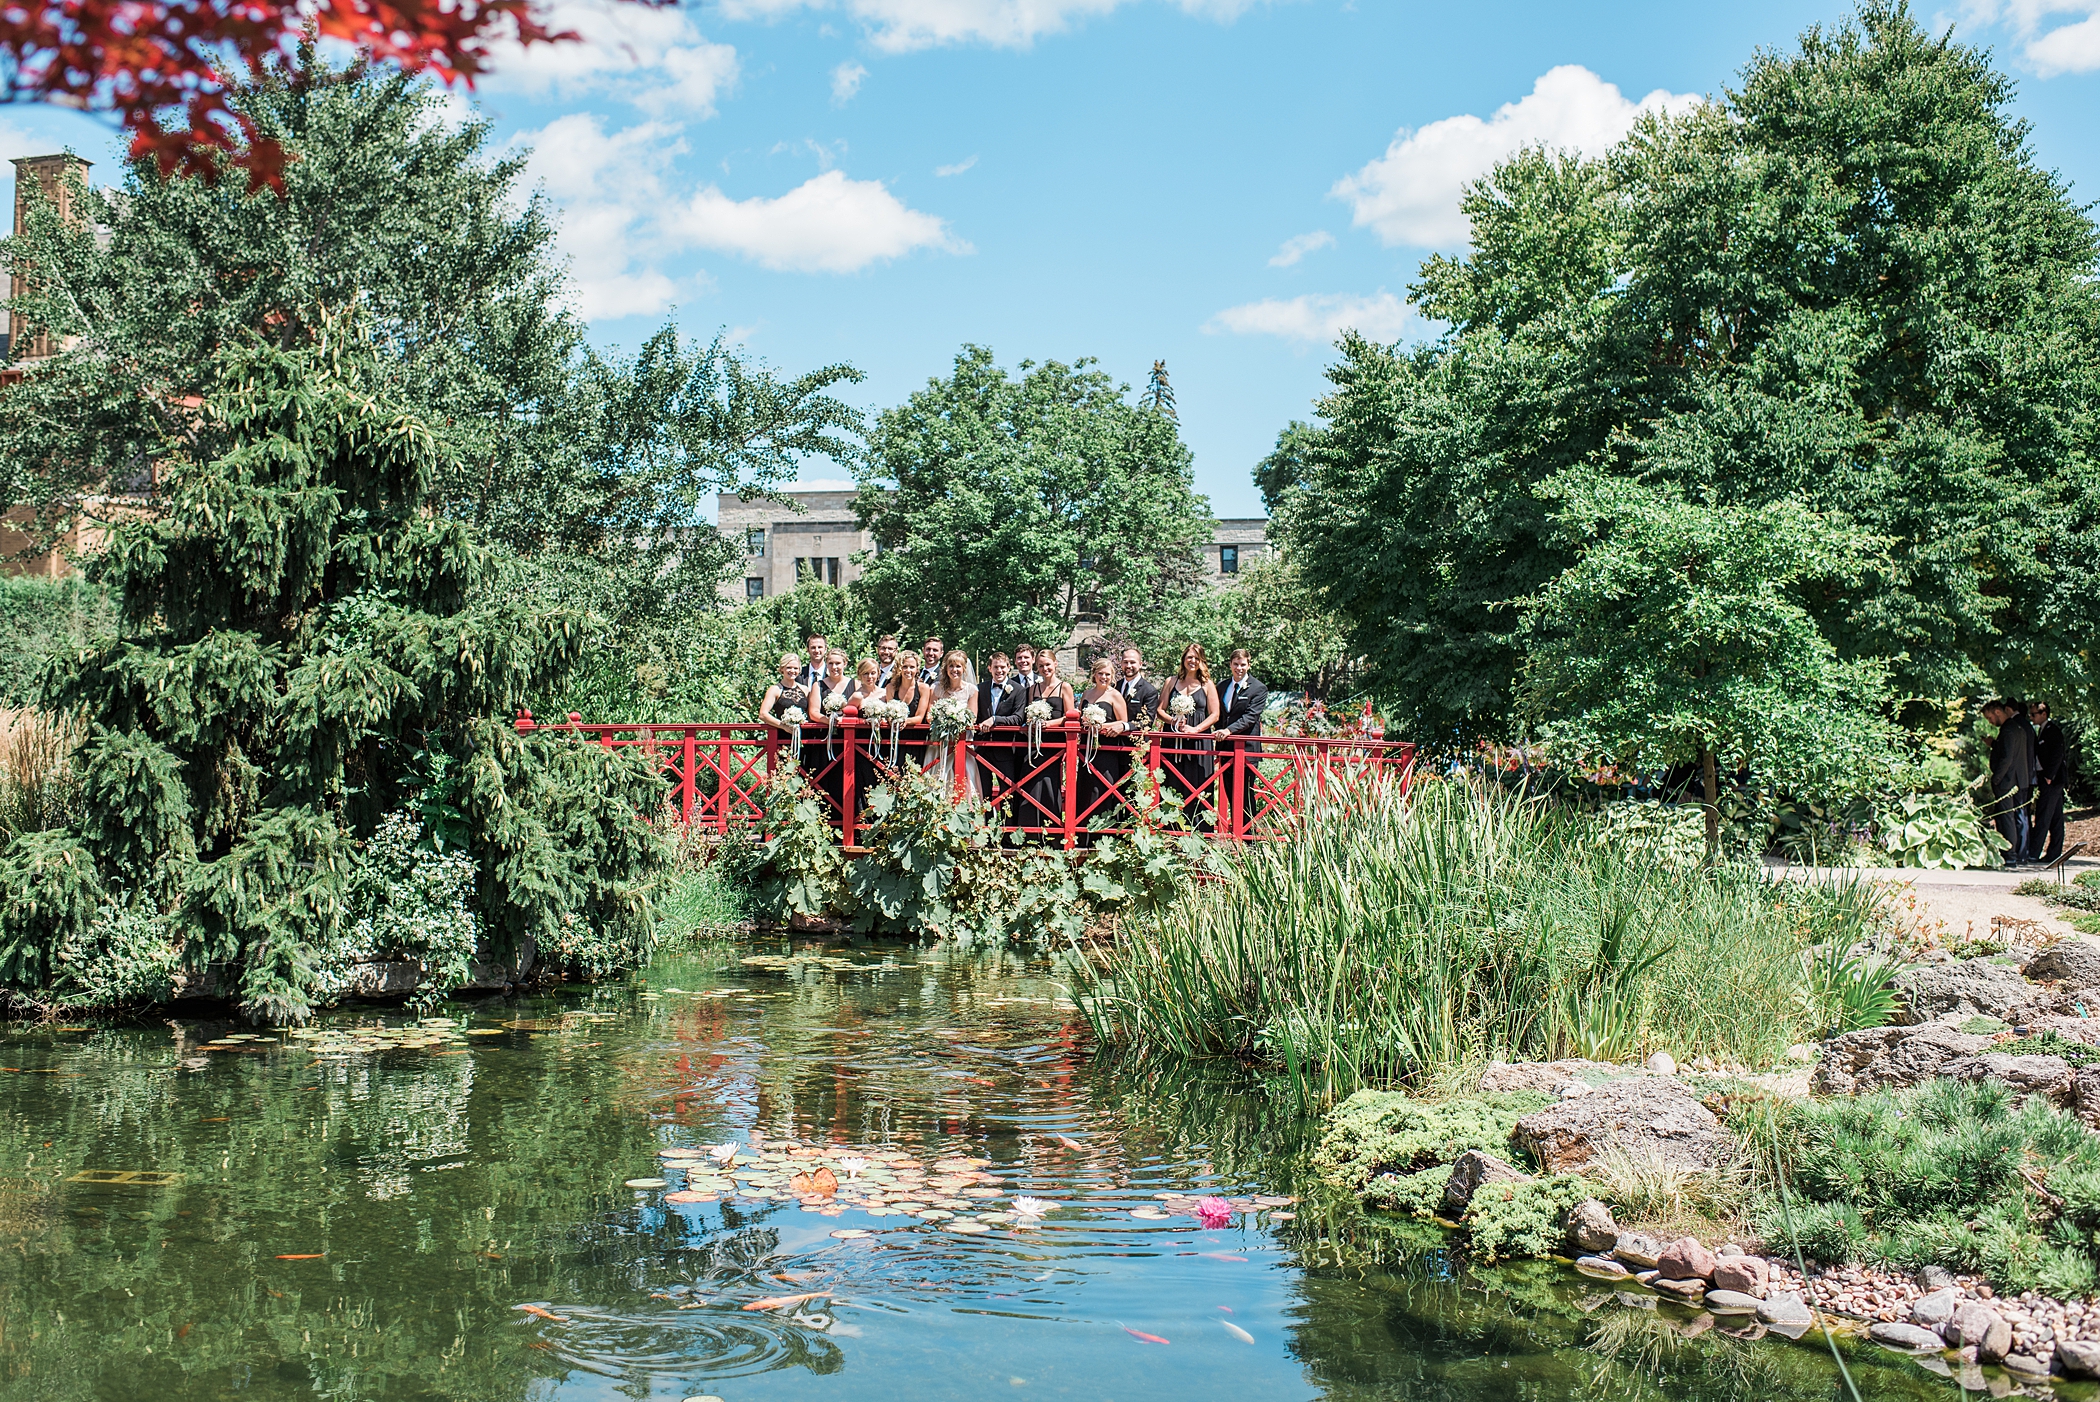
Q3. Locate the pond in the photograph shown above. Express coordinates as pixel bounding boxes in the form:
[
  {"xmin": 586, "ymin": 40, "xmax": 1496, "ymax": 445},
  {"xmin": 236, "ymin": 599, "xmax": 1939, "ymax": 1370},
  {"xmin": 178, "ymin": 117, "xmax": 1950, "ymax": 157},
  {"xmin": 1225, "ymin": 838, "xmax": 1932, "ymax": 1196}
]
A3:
[{"xmin": 0, "ymin": 939, "xmax": 1968, "ymax": 1401}]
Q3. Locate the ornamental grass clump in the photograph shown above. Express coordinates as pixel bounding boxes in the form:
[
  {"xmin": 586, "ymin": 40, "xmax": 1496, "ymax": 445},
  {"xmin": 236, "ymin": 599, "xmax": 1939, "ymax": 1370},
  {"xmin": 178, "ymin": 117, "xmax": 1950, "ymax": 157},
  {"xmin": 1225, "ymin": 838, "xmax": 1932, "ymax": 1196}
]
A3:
[{"xmin": 1077, "ymin": 778, "xmax": 1878, "ymax": 1102}]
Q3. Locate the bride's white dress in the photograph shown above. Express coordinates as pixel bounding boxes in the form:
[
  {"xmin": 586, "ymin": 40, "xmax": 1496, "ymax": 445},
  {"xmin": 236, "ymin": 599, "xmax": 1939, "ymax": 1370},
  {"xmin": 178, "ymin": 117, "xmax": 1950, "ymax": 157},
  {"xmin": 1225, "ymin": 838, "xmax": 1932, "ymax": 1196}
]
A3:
[{"xmin": 921, "ymin": 686, "xmax": 983, "ymax": 801}]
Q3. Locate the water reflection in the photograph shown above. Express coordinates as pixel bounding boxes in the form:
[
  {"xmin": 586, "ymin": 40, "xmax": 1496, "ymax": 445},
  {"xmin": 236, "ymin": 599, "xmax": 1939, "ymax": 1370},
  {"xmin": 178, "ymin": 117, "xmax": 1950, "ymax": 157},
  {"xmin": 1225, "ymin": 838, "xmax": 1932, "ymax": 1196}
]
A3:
[{"xmin": 0, "ymin": 941, "xmax": 1962, "ymax": 1401}]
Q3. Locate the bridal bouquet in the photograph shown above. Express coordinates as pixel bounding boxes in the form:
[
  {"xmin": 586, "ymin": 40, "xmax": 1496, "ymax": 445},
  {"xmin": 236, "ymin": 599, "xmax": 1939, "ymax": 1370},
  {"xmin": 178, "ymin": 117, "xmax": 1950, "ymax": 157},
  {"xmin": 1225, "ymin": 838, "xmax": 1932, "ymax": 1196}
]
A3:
[{"xmin": 928, "ymin": 695, "xmax": 971, "ymax": 744}]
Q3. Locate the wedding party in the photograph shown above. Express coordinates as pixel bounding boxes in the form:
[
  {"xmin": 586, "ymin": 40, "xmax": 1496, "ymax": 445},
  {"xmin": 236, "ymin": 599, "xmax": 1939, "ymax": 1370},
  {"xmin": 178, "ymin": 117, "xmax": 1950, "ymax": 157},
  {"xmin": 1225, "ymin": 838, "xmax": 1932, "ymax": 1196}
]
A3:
[{"xmin": 755, "ymin": 634, "xmax": 1275, "ymax": 840}]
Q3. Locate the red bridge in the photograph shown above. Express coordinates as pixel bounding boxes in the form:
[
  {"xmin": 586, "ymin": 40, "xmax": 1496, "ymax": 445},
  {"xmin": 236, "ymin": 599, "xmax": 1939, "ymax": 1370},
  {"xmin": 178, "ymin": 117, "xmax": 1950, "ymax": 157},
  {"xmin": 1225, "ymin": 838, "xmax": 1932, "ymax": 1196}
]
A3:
[{"xmin": 517, "ymin": 711, "xmax": 1415, "ymax": 849}]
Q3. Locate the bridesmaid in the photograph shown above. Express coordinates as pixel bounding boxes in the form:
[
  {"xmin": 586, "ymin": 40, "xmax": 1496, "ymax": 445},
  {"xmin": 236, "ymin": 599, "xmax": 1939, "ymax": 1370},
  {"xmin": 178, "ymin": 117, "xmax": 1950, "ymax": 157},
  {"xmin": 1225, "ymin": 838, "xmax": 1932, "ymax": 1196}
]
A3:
[
  {"xmin": 845, "ymin": 656, "xmax": 884, "ymax": 815},
  {"xmin": 758, "ymin": 652, "xmax": 814, "ymax": 769},
  {"xmin": 1160, "ymin": 643, "xmax": 1220, "ymax": 827},
  {"xmin": 1077, "ymin": 656, "xmax": 1131, "ymax": 844},
  {"xmin": 1020, "ymin": 648, "xmax": 1076, "ymax": 840},
  {"xmin": 885, "ymin": 646, "xmax": 932, "ymax": 767}
]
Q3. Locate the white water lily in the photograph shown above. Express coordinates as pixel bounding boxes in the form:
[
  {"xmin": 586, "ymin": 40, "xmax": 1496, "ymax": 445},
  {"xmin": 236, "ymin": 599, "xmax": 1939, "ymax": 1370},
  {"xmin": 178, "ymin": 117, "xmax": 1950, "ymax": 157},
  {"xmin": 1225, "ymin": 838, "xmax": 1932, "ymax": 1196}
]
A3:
[
  {"xmin": 838, "ymin": 1155, "xmax": 869, "ymax": 1179},
  {"xmin": 1009, "ymin": 1195, "xmax": 1057, "ymax": 1221},
  {"xmin": 708, "ymin": 1142, "xmax": 739, "ymax": 1166}
]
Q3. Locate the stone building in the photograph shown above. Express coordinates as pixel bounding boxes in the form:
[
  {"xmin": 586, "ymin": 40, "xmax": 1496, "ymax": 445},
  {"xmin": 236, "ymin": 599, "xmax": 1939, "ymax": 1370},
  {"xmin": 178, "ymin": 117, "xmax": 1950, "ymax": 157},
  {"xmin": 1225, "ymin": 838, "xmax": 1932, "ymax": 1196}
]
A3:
[
  {"xmin": 716, "ymin": 488, "xmax": 1266, "ymax": 604},
  {"xmin": 1, "ymin": 153, "xmax": 102, "ymax": 577}
]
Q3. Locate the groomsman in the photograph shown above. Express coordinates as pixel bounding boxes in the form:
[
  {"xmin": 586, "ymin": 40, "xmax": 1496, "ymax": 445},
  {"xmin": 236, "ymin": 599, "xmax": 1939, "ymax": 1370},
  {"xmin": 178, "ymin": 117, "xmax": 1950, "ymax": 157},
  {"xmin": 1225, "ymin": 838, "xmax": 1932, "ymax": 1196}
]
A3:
[
  {"xmin": 918, "ymin": 636, "xmax": 945, "ymax": 686},
  {"xmin": 797, "ymin": 633, "xmax": 828, "ymax": 688},
  {"xmin": 1013, "ymin": 645, "xmax": 1038, "ymax": 689},
  {"xmin": 976, "ymin": 651, "xmax": 1025, "ymax": 815},
  {"xmin": 1220, "ymin": 649, "xmax": 1269, "ymax": 754},
  {"xmin": 875, "ymin": 635, "xmax": 900, "ymax": 686},
  {"xmin": 1117, "ymin": 647, "xmax": 1160, "ymax": 729}
]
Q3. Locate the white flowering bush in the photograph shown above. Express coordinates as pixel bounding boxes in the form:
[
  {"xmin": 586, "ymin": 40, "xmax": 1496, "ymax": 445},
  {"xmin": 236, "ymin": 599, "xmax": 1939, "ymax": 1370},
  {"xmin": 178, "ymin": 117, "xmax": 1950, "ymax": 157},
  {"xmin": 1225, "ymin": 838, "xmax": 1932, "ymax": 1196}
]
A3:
[{"xmin": 322, "ymin": 811, "xmax": 483, "ymax": 1007}]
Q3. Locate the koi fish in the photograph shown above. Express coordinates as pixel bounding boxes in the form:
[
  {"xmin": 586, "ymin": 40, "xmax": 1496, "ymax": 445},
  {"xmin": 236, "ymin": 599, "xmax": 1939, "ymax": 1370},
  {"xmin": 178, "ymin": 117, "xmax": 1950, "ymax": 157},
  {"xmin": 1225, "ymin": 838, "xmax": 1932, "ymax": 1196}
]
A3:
[
  {"xmin": 515, "ymin": 1304, "xmax": 569, "ymax": 1322},
  {"xmin": 274, "ymin": 1254, "xmax": 325, "ymax": 1260},
  {"xmin": 743, "ymin": 1292, "xmax": 824, "ymax": 1312},
  {"xmin": 1221, "ymin": 1320, "xmax": 1255, "ymax": 1344},
  {"xmin": 1123, "ymin": 1328, "xmax": 1170, "ymax": 1345}
]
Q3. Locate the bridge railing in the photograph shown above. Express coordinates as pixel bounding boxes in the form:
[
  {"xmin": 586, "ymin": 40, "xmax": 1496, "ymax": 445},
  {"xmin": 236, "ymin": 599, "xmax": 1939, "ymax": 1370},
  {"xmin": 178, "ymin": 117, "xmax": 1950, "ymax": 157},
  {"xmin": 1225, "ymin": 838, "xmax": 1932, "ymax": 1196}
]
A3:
[{"xmin": 515, "ymin": 709, "xmax": 1414, "ymax": 848}]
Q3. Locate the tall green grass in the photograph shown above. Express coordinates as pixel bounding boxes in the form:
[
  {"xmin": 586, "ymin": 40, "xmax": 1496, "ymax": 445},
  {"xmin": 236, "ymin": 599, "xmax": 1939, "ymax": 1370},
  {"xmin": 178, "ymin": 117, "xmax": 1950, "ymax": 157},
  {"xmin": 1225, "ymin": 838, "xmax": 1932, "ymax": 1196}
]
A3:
[{"xmin": 1076, "ymin": 779, "xmax": 1878, "ymax": 1103}]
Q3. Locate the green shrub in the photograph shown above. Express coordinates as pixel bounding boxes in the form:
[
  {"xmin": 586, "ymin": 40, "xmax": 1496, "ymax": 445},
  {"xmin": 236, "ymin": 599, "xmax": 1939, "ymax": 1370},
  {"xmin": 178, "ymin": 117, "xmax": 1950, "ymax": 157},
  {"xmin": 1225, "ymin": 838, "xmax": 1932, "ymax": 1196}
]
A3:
[
  {"xmin": 1996, "ymin": 1030, "xmax": 2100, "ymax": 1066},
  {"xmin": 1313, "ymin": 1088, "xmax": 1552, "ymax": 1190},
  {"xmin": 1800, "ymin": 941, "xmax": 1899, "ymax": 1036},
  {"xmin": 316, "ymin": 811, "xmax": 481, "ymax": 1007},
  {"xmin": 1753, "ymin": 1078, "xmax": 2100, "ymax": 1292},
  {"xmin": 2018, "ymin": 878, "xmax": 2100, "ymax": 913},
  {"xmin": 1361, "ymin": 1166, "xmax": 1451, "ymax": 1215},
  {"xmin": 1467, "ymin": 1175, "xmax": 1592, "ymax": 1263}
]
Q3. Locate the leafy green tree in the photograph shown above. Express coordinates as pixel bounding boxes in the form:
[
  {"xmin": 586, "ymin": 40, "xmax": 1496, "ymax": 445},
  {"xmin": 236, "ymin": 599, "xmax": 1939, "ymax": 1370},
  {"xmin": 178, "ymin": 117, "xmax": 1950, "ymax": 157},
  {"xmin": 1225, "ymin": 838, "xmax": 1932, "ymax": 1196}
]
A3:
[
  {"xmin": 1271, "ymin": 4, "xmax": 2100, "ymax": 738},
  {"xmin": 0, "ymin": 318, "xmax": 667, "ymax": 1023},
  {"xmin": 0, "ymin": 57, "xmax": 863, "ymax": 608},
  {"xmin": 1519, "ymin": 478, "xmax": 1906, "ymax": 855},
  {"xmin": 851, "ymin": 346, "xmax": 1211, "ymax": 654}
]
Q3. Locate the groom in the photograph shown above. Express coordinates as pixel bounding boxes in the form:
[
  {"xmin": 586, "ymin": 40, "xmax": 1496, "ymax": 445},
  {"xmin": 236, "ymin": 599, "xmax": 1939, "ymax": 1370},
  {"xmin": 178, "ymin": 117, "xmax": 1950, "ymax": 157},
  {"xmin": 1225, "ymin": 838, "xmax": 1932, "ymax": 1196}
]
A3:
[
  {"xmin": 977, "ymin": 651, "xmax": 1025, "ymax": 830},
  {"xmin": 1218, "ymin": 648, "xmax": 1268, "ymax": 828}
]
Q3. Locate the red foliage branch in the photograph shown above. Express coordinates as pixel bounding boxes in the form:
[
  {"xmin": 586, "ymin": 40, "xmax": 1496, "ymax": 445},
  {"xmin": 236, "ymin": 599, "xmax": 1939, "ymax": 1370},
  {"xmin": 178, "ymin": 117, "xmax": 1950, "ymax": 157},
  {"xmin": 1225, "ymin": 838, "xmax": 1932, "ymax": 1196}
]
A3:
[{"xmin": 0, "ymin": 0, "xmax": 619, "ymax": 190}]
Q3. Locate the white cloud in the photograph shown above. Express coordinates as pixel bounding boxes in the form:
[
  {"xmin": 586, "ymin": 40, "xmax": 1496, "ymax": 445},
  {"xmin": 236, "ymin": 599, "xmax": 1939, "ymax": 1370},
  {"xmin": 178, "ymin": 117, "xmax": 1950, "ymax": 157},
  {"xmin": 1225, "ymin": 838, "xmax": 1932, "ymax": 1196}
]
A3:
[
  {"xmin": 1203, "ymin": 291, "xmax": 1415, "ymax": 345},
  {"xmin": 717, "ymin": 0, "xmax": 1260, "ymax": 52},
  {"xmin": 831, "ymin": 60, "xmax": 868, "ymax": 103},
  {"xmin": 521, "ymin": 113, "xmax": 697, "ymax": 319},
  {"xmin": 1966, "ymin": 0, "xmax": 2100, "ymax": 74},
  {"xmin": 1268, "ymin": 230, "xmax": 1333, "ymax": 267},
  {"xmin": 489, "ymin": 0, "xmax": 741, "ymax": 114},
  {"xmin": 676, "ymin": 170, "xmax": 971, "ymax": 273},
  {"xmin": 935, "ymin": 155, "xmax": 978, "ymax": 176},
  {"xmin": 1333, "ymin": 65, "xmax": 1699, "ymax": 248}
]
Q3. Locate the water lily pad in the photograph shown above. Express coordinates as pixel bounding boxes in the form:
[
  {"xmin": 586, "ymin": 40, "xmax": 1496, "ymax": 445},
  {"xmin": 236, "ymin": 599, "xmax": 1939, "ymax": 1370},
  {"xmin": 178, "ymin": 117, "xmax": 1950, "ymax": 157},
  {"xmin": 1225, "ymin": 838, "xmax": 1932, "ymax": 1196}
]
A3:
[
  {"xmin": 664, "ymin": 1191, "xmax": 709, "ymax": 1204},
  {"xmin": 830, "ymin": 1229, "xmax": 870, "ymax": 1239},
  {"xmin": 1130, "ymin": 1208, "xmax": 1169, "ymax": 1220},
  {"xmin": 916, "ymin": 1209, "xmax": 953, "ymax": 1221},
  {"xmin": 949, "ymin": 1220, "xmax": 990, "ymax": 1233},
  {"xmin": 625, "ymin": 1178, "xmax": 668, "ymax": 1189}
]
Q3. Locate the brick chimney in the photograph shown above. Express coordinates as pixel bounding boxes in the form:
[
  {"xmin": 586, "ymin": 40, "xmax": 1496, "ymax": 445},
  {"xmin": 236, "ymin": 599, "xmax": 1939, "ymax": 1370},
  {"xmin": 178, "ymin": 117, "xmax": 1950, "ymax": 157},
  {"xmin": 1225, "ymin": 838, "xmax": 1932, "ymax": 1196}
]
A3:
[{"xmin": 9, "ymin": 153, "xmax": 92, "ymax": 362}]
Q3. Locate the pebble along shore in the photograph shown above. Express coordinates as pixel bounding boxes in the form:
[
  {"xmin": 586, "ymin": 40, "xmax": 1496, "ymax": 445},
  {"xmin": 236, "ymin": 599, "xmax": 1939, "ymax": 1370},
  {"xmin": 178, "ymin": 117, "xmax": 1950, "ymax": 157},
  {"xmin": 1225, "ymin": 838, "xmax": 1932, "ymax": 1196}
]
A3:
[{"xmin": 1571, "ymin": 1216, "xmax": 2100, "ymax": 1388}]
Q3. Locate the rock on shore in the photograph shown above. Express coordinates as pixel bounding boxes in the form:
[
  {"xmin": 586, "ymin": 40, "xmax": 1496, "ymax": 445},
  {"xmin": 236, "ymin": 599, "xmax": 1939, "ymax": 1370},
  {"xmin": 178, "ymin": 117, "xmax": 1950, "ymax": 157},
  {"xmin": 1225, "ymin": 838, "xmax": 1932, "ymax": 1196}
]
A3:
[{"xmin": 1510, "ymin": 1076, "xmax": 1729, "ymax": 1173}]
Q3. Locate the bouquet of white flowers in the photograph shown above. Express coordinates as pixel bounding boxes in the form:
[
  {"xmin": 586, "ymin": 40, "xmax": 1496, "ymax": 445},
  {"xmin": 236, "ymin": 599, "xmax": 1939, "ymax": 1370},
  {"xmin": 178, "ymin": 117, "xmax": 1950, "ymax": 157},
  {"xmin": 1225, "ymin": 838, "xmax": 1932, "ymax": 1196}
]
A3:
[
  {"xmin": 1169, "ymin": 691, "xmax": 1196, "ymax": 721},
  {"xmin": 822, "ymin": 689, "xmax": 849, "ymax": 757},
  {"xmin": 1079, "ymin": 703, "xmax": 1109, "ymax": 762},
  {"xmin": 1024, "ymin": 698, "xmax": 1053, "ymax": 763},
  {"xmin": 781, "ymin": 705, "xmax": 807, "ymax": 760},
  {"xmin": 928, "ymin": 694, "xmax": 971, "ymax": 743},
  {"xmin": 781, "ymin": 706, "xmax": 806, "ymax": 726}
]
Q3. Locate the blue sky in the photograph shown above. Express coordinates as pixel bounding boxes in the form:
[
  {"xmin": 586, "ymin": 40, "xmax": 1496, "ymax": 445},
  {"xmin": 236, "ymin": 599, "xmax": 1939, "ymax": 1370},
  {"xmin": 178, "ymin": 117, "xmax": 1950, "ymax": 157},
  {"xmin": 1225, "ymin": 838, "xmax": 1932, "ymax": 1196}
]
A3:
[{"xmin": 7, "ymin": 0, "xmax": 2099, "ymax": 517}]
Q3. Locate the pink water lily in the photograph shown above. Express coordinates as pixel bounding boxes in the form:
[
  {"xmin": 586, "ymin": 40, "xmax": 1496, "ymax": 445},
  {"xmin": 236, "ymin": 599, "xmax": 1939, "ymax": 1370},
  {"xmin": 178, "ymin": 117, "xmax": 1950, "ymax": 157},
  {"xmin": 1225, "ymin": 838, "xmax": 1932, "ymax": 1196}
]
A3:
[{"xmin": 1196, "ymin": 1196, "xmax": 1234, "ymax": 1226}]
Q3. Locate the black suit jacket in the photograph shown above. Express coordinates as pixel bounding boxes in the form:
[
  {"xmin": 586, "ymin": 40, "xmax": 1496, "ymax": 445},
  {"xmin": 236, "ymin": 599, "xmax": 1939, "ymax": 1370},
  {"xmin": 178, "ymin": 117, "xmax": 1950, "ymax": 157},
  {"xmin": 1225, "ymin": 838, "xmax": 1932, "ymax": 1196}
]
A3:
[
  {"xmin": 1117, "ymin": 675, "xmax": 1161, "ymax": 729},
  {"xmin": 2038, "ymin": 719, "xmax": 2069, "ymax": 786},
  {"xmin": 979, "ymin": 677, "xmax": 1024, "ymax": 724},
  {"xmin": 1218, "ymin": 675, "xmax": 1268, "ymax": 757}
]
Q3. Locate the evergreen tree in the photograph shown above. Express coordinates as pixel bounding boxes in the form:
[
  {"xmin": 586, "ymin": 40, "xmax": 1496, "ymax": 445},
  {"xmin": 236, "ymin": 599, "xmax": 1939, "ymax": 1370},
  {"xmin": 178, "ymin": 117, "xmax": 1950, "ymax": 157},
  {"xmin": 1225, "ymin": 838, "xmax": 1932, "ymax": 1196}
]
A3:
[
  {"xmin": 0, "ymin": 56, "xmax": 864, "ymax": 606},
  {"xmin": 0, "ymin": 315, "xmax": 666, "ymax": 1023}
]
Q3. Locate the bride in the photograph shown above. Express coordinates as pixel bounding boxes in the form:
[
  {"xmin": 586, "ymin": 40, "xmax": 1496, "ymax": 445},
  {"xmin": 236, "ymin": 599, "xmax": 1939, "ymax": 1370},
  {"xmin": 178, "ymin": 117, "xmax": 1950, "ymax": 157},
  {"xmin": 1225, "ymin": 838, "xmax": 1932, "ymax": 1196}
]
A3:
[{"xmin": 923, "ymin": 649, "xmax": 982, "ymax": 800}]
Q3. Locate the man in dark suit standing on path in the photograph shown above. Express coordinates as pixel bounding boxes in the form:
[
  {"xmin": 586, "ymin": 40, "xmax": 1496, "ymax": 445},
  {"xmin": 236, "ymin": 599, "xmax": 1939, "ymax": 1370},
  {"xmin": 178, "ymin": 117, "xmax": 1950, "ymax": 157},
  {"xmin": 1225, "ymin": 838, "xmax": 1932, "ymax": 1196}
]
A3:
[
  {"xmin": 2031, "ymin": 700, "xmax": 2070, "ymax": 865},
  {"xmin": 1218, "ymin": 648, "xmax": 1269, "ymax": 832}
]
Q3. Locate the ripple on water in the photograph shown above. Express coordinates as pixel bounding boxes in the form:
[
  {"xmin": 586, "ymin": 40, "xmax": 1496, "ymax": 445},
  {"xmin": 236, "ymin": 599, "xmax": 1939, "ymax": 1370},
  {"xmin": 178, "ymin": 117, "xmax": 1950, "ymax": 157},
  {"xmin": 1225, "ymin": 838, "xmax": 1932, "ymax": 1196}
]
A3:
[{"xmin": 534, "ymin": 1306, "xmax": 847, "ymax": 1380}]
